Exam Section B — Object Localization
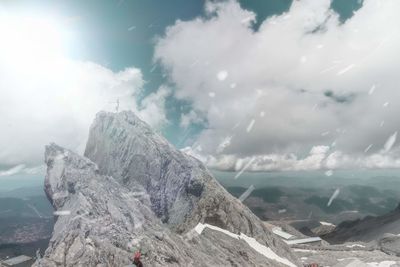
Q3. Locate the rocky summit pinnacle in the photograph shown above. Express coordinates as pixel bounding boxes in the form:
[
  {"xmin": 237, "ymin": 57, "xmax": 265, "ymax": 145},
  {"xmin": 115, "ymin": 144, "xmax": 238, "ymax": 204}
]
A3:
[{"xmin": 37, "ymin": 111, "xmax": 301, "ymax": 266}]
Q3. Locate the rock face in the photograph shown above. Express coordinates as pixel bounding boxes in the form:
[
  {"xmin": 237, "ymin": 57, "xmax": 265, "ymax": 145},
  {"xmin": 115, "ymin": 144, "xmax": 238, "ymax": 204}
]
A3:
[
  {"xmin": 38, "ymin": 111, "xmax": 301, "ymax": 266},
  {"xmin": 323, "ymin": 204, "xmax": 400, "ymax": 244},
  {"xmin": 378, "ymin": 233, "xmax": 400, "ymax": 256},
  {"xmin": 322, "ymin": 203, "xmax": 400, "ymax": 257}
]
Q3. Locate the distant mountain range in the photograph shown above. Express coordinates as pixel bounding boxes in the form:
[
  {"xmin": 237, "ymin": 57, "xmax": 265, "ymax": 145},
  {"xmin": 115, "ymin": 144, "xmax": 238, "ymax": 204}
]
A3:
[
  {"xmin": 324, "ymin": 203, "xmax": 400, "ymax": 244},
  {"xmin": 0, "ymin": 186, "xmax": 53, "ymax": 259},
  {"xmin": 226, "ymin": 184, "xmax": 400, "ymax": 225}
]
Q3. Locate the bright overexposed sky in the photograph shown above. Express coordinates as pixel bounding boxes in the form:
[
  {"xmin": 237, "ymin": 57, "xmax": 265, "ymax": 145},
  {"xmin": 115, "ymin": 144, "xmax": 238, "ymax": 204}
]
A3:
[{"xmin": 0, "ymin": 9, "xmax": 166, "ymax": 171}]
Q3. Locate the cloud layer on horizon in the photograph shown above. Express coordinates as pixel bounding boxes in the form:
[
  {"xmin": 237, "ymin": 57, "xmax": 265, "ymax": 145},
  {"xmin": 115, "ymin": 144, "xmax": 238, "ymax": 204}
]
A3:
[{"xmin": 155, "ymin": 0, "xmax": 400, "ymax": 171}]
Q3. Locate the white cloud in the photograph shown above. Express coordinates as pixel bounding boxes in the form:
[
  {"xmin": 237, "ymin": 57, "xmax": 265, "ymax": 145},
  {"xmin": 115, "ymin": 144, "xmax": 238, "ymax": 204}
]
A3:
[
  {"xmin": 180, "ymin": 110, "xmax": 206, "ymax": 129},
  {"xmin": 183, "ymin": 144, "xmax": 400, "ymax": 172},
  {"xmin": 157, "ymin": 0, "xmax": 400, "ymax": 171},
  {"xmin": 0, "ymin": 12, "xmax": 168, "ymax": 168},
  {"xmin": 137, "ymin": 86, "xmax": 171, "ymax": 128}
]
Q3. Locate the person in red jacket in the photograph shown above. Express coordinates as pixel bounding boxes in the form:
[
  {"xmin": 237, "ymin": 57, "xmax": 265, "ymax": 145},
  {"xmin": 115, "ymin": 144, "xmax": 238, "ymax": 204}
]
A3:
[{"xmin": 133, "ymin": 251, "xmax": 143, "ymax": 267}]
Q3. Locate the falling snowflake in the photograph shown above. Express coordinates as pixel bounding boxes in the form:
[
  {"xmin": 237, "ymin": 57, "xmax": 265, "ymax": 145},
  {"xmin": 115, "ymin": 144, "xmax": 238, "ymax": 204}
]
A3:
[
  {"xmin": 232, "ymin": 122, "xmax": 241, "ymax": 130},
  {"xmin": 208, "ymin": 92, "xmax": 216, "ymax": 98},
  {"xmin": 128, "ymin": 25, "xmax": 136, "ymax": 31},
  {"xmin": 230, "ymin": 83, "xmax": 237, "ymax": 88},
  {"xmin": 364, "ymin": 144, "xmax": 373, "ymax": 153},
  {"xmin": 240, "ymin": 16, "xmax": 253, "ymax": 24},
  {"xmin": 327, "ymin": 188, "xmax": 340, "ymax": 207},
  {"xmin": 369, "ymin": 84, "xmax": 376, "ymax": 95},
  {"xmin": 325, "ymin": 170, "xmax": 333, "ymax": 177},
  {"xmin": 54, "ymin": 210, "xmax": 71, "ymax": 216},
  {"xmin": 260, "ymin": 111, "xmax": 265, "ymax": 117},
  {"xmin": 217, "ymin": 70, "xmax": 228, "ymax": 81},
  {"xmin": 321, "ymin": 131, "xmax": 330, "ymax": 136},
  {"xmin": 216, "ymin": 136, "xmax": 232, "ymax": 153},
  {"xmin": 320, "ymin": 65, "xmax": 338, "ymax": 74},
  {"xmin": 238, "ymin": 185, "xmax": 255, "ymax": 202},
  {"xmin": 383, "ymin": 132, "xmax": 397, "ymax": 153},
  {"xmin": 337, "ymin": 64, "xmax": 355, "ymax": 75},
  {"xmin": 380, "ymin": 121, "xmax": 385, "ymax": 127},
  {"xmin": 383, "ymin": 102, "xmax": 389, "ymax": 107},
  {"xmin": 190, "ymin": 60, "xmax": 199, "ymax": 68},
  {"xmin": 234, "ymin": 158, "xmax": 255, "ymax": 179},
  {"xmin": 255, "ymin": 89, "xmax": 264, "ymax": 97},
  {"xmin": 150, "ymin": 65, "xmax": 157, "ymax": 73},
  {"xmin": 246, "ymin": 119, "xmax": 256, "ymax": 133}
]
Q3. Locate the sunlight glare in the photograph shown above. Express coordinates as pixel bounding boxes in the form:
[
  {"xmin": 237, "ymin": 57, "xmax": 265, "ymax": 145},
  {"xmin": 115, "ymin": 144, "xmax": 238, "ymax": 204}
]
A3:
[{"xmin": 0, "ymin": 14, "xmax": 71, "ymax": 79}]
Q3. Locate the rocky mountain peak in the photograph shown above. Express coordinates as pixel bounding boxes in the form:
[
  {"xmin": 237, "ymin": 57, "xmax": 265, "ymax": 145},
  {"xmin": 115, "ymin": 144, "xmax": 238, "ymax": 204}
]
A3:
[
  {"xmin": 84, "ymin": 111, "xmax": 207, "ymax": 227},
  {"xmin": 37, "ymin": 111, "xmax": 300, "ymax": 266}
]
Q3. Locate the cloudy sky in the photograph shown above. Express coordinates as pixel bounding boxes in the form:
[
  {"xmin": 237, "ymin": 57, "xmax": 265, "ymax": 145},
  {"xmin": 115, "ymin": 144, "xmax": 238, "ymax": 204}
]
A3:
[{"xmin": 1, "ymin": 0, "xmax": 400, "ymax": 177}]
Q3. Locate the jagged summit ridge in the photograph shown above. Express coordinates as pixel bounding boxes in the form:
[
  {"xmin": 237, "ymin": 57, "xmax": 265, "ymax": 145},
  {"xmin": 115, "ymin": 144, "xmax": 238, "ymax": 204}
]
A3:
[
  {"xmin": 84, "ymin": 111, "xmax": 278, "ymax": 239},
  {"xmin": 41, "ymin": 144, "xmax": 160, "ymax": 266},
  {"xmin": 37, "ymin": 111, "xmax": 300, "ymax": 266},
  {"xmin": 84, "ymin": 111, "xmax": 207, "ymax": 227}
]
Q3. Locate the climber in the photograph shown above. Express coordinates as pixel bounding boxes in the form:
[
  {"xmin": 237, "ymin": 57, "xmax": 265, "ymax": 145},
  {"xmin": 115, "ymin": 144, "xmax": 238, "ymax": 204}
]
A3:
[{"xmin": 132, "ymin": 251, "xmax": 143, "ymax": 267}]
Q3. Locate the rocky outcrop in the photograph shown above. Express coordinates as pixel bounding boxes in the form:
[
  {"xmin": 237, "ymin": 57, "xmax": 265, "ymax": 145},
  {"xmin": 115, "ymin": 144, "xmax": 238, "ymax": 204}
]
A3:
[
  {"xmin": 378, "ymin": 233, "xmax": 400, "ymax": 256},
  {"xmin": 321, "ymin": 203, "xmax": 400, "ymax": 258},
  {"xmin": 323, "ymin": 204, "xmax": 400, "ymax": 244},
  {"xmin": 37, "ymin": 111, "xmax": 301, "ymax": 266},
  {"xmin": 84, "ymin": 112, "xmax": 274, "ymax": 238}
]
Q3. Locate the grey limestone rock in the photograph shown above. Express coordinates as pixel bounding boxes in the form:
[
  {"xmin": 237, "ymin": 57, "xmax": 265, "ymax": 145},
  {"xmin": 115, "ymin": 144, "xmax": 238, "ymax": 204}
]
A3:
[{"xmin": 37, "ymin": 111, "xmax": 301, "ymax": 266}]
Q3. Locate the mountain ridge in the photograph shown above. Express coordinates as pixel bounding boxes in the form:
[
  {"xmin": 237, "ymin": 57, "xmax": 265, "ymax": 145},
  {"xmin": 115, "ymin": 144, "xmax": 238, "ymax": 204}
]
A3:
[{"xmin": 36, "ymin": 111, "xmax": 300, "ymax": 266}]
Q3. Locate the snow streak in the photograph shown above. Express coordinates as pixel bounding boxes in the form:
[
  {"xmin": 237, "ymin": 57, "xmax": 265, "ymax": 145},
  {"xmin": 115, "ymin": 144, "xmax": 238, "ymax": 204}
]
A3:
[
  {"xmin": 238, "ymin": 185, "xmax": 255, "ymax": 202},
  {"xmin": 383, "ymin": 132, "xmax": 397, "ymax": 153},
  {"xmin": 327, "ymin": 188, "xmax": 340, "ymax": 207},
  {"xmin": 234, "ymin": 157, "xmax": 255, "ymax": 179}
]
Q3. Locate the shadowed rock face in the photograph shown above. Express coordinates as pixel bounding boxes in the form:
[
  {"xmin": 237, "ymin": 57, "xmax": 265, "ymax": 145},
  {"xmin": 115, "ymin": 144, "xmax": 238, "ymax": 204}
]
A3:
[
  {"xmin": 84, "ymin": 111, "xmax": 208, "ymax": 227},
  {"xmin": 37, "ymin": 111, "xmax": 300, "ymax": 267},
  {"xmin": 41, "ymin": 144, "xmax": 161, "ymax": 267},
  {"xmin": 321, "ymin": 203, "xmax": 400, "ymax": 257},
  {"xmin": 83, "ymin": 112, "xmax": 285, "ymax": 240},
  {"xmin": 323, "ymin": 204, "xmax": 400, "ymax": 244}
]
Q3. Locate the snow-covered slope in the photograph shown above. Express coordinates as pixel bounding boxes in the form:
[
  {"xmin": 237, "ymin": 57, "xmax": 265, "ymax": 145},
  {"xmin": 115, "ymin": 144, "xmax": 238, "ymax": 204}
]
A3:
[{"xmin": 194, "ymin": 223, "xmax": 296, "ymax": 267}]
